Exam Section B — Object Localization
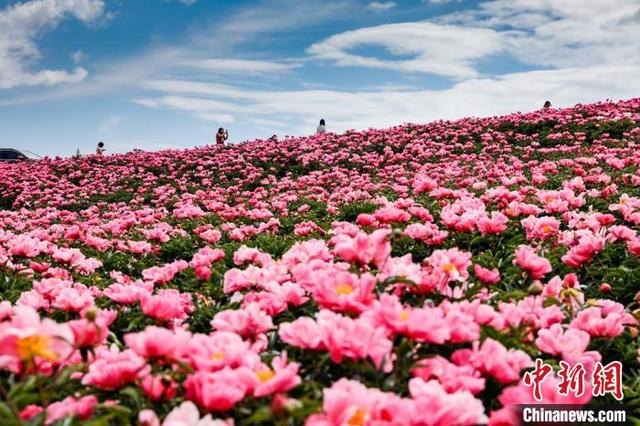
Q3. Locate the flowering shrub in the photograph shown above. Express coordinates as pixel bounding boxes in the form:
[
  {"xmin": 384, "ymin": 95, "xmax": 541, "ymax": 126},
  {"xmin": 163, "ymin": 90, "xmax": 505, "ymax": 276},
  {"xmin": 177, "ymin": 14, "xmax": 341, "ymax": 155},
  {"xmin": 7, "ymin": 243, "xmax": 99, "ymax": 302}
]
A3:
[{"xmin": 1, "ymin": 98, "xmax": 640, "ymax": 424}]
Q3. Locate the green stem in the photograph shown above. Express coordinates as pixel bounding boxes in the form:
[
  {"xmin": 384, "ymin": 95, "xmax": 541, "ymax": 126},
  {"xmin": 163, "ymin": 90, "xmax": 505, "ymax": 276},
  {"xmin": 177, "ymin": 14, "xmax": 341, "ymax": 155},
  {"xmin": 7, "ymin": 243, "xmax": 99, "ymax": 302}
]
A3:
[{"xmin": 0, "ymin": 381, "xmax": 20, "ymax": 418}]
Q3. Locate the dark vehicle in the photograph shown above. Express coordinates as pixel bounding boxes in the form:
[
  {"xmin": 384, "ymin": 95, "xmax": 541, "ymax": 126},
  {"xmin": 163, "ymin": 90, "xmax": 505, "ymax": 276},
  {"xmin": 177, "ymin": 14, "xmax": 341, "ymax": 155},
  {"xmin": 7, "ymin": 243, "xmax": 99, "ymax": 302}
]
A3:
[{"xmin": 0, "ymin": 149, "xmax": 40, "ymax": 162}]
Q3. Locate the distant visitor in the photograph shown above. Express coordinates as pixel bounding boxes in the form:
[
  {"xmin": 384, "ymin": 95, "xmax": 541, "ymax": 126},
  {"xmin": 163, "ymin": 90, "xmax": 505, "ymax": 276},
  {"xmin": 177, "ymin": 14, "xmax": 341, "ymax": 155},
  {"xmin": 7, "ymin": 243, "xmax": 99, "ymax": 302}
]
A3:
[
  {"xmin": 543, "ymin": 100, "xmax": 552, "ymax": 109},
  {"xmin": 316, "ymin": 119, "xmax": 326, "ymax": 134},
  {"xmin": 96, "ymin": 141, "xmax": 105, "ymax": 155},
  {"xmin": 216, "ymin": 128, "xmax": 229, "ymax": 145}
]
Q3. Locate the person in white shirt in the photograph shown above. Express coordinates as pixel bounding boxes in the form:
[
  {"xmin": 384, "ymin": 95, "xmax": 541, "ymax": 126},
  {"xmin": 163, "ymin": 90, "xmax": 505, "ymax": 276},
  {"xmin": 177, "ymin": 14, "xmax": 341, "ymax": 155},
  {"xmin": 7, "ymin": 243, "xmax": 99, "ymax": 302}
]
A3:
[
  {"xmin": 316, "ymin": 119, "xmax": 326, "ymax": 134},
  {"xmin": 96, "ymin": 141, "xmax": 105, "ymax": 155}
]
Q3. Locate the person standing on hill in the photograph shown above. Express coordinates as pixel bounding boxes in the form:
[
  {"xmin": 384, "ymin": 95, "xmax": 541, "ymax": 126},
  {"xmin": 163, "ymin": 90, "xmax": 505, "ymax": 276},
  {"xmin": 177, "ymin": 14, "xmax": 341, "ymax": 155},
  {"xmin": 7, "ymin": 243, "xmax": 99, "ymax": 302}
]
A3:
[
  {"xmin": 96, "ymin": 141, "xmax": 105, "ymax": 155},
  {"xmin": 543, "ymin": 100, "xmax": 552, "ymax": 109},
  {"xmin": 316, "ymin": 119, "xmax": 326, "ymax": 134},
  {"xmin": 216, "ymin": 128, "xmax": 229, "ymax": 145}
]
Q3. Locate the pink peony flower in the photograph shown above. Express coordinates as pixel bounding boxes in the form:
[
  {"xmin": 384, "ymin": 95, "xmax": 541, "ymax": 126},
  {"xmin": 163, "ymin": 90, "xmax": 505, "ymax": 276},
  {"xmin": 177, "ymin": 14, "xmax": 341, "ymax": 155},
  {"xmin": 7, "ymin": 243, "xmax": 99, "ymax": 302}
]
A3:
[
  {"xmin": 280, "ymin": 311, "xmax": 393, "ymax": 371},
  {"xmin": 452, "ymin": 338, "xmax": 532, "ymax": 384},
  {"xmin": 103, "ymin": 281, "xmax": 153, "ymax": 305},
  {"xmin": 521, "ymin": 215, "xmax": 560, "ymax": 241},
  {"xmin": 410, "ymin": 378, "xmax": 488, "ymax": 426},
  {"xmin": 7, "ymin": 235, "xmax": 46, "ymax": 258},
  {"xmin": 15, "ymin": 290, "xmax": 50, "ymax": 311},
  {"xmin": 186, "ymin": 331, "xmax": 261, "ymax": 372},
  {"xmin": 305, "ymin": 378, "xmax": 414, "ymax": 426},
  {"xmin": 124, "ymin": 326, "xmax": 191, "ymax": 361},
  {"xmin": 535, "ymin": 323, "xmax": 601, "ymax": 368},
  {"xmin": 561, "ymin": 233, "xmax": 606, "ymax": 268},
  {"xmin": 141, "ymin": 374, "xmax": 178, "ymax": 402},
  {"xmin": 140, "ymin": 289, "xmax": 193, "ymax": 322},
  {"xmin": 404, "ymin": 307, "xmax": 451, "ymax": 344},
  {"xmin": 184, "ymin": 367, "xmax": 257, "ymax": 411},
  {"xmin": 332, "ymin": 229, "xmax": 391, "ymax": 268},
  {"xmin": 199, "ymin": 229, "xmax": 222, "ymax": 244},
  {"xmin": 310, "ymin": 270, "xmax": 377, "ymax": 314},
  {"xmin": 426, "ymin": 248, "xmax": 473, "ymax": 284},
  {"xmin": 473, "ymin": 264, "xmax": 501, "ymax": 284},
  {"xmin": 211, "ymin": 303, "xmax": 274, "ymax": 338},
  {"xmin": 51, "ymin": 284, "xmax": 95, "ymax": 312},
  {"xmin": 478, "ymin": 211, "xmax": 509, "ymax": 235},
  {"xmin": 278, "ymin": 317, "xmax": 324, "ymax": 350},
  {"xmin": 356, "ymin": 213, "xmax": 379, "ymax": 227},
  {"xmin": 252, "ymin": 352, "xmax": 301, "ymax": 397},
  {"xmin": 403, "ymin": 223, "xmax": 448, "ymax": 246},
  {"xmin": 570, "ymin": 300, "xmax": 636, "ymax": 338},
  {"xmin": 82, "ymin": 346, "xmax": 148, "ymax": 390},
  {"xmin": 373, "ymin": 206, "xmax": 410, "ymax": 223},
  {"xmin": 0, "ymin": 306, "xmax": 73, "ymax": 373},
  {"xmin": 68, "ymin": 309, "xmax": 117, "ymax": 348},
  {"xmin": 20, "ymin": 404, "xmax": 43, "ymax": 420},
  {"xmin": 412, "ymin": 355, "xmax": 485, "ymax": 395},
  {"xmin": 233, "ymin": 245, "xmax": 272, "ymax": 267},
  {"xmin": 142, "ymin": 260, "xmax": 189, "ymax": 285},
  {"xmin": 139, "ymin": 409, "xmax": 161, "ymax": 426},
  {"xmin": 140, "ymin": 401, "xmax": 234, "ymax": 425},
  {"xmin": 513, "ymin": 245, "xmax": 552, "ymax": 279},
  {"xmin": 160, "ymin": 401, "xmax": 233, "ymax": 426},
  {"xmin": 281, "ymin": 239, "xmax": 332, "ymax": 268},
  {"xmin": 45, "ymin": 395, "xmax": 97, "ymax": 425}
]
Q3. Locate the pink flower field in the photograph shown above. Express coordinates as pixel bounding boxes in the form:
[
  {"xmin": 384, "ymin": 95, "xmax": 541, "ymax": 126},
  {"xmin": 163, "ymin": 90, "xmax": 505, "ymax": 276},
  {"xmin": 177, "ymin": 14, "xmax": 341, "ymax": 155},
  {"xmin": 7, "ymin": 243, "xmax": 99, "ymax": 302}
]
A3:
[{"xmin": 2, "ymin": 98, "xmax": 640, "ymax": 425}]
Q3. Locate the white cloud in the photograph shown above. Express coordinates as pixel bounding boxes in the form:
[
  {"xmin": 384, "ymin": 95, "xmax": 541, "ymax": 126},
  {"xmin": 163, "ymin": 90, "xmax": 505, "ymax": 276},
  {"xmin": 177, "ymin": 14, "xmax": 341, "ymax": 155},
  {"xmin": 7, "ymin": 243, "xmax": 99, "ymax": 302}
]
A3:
[
  {"xmin": 308, "ymin": 0, "xmax": 640, "ymax": 79},
  {"xmin": 135, "ymin": 95, "xmax": 237, "ymax": 124},
  {"xmin": 177, "ymin": 58, "xmax": 298, "ymax": 74},
  {"xmin": 71, "ymin": 50, "xmax": 86, "ymax": 64},
  {"xmin": 0, "ymin": 0, "xmax": 351, "ymax": 104},
  {"xmin": 137, "ymin": 63, "xmax": 640, "ymax": 136},
  {"xmin": 307, "ymin": 21, "xmax": 504, "ymax": 78},
  {"xmin": 178, "ymin": 0, "xmax": 197, "ymax": 4},
  {"xmin": 131, "ymin": 1, "xmax": 640, "ymax": 138},
  {"xmin": 439, "ymin": 0, "xmax": 640, "ymax": 69},
  {"xmin": 98, "ymin": 115, "xmax": 122, "ymax": 133},
  {"xmin": 0, "ymin": 0, "xmax": 105, "ymax": 89},
  {"xmin": 367, "ymin": 2, "xmax": 396, "ymax": 12},
  {"xmin": 4, "ymin": 0, "xmax": 640, "ymax": 155}
]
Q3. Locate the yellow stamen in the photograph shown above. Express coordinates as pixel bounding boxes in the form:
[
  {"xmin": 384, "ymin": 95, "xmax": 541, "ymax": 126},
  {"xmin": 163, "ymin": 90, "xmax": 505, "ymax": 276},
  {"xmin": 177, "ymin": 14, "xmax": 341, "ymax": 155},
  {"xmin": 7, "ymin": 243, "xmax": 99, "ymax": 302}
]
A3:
[
  {"xmin": 442, "ymin": 263, "xmax": 458, "ymax": 274},
  {"xmin": 335, "ymin": 284, "xmax": 354, "ymax": 296},
  {"xmin": 16, "ymin": 335, "xmax": 58, "ymax": 362},
  {"xmin": 256, "ymin": 369, "xmax": 276, "ymax": 382},
  {"xmin": 211, "ymin": 352, "xmax": 225, "ymax": 361},
  {"xmin": 399, "ymin": 310, "xmax": 410, "ymax": 321},
  {"xmin": 542, "ymin": 225, "xmax": 554, "ymax": 234},
  {"xmin": 348, "ymin": 408, "xmax": 367, "ymax": 426}
]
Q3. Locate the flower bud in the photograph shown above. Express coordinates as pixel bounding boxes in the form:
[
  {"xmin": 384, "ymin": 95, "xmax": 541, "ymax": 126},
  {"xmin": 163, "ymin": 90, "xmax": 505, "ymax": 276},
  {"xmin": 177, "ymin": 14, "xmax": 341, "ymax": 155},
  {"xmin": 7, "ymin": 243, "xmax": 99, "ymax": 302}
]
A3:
[
  {"xmin": 599, "ymin": 283, "xmax": 611, "ymax": 293},
  {"xmin": 528, "ymin": 281, "xmax": 543, "ymax": 295},
  {"xmin": 85, "ymin": 308, "xmax": 97, "ymax": 322}
]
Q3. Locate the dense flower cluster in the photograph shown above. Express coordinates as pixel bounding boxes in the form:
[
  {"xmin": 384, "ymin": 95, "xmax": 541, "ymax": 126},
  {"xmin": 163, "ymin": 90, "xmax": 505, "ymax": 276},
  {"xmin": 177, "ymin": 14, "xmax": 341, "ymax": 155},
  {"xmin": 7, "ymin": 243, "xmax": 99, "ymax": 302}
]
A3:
[{"xmin": 1, "ymin": 98, "xmax": 640, "ymax": 424}]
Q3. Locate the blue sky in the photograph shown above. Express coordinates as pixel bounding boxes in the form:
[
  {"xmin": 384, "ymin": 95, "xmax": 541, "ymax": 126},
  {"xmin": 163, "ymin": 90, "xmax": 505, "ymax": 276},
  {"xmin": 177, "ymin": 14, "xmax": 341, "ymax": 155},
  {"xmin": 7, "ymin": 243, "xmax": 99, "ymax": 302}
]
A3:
[{"xmin": 1, "ymin": 0, "xmax": 639, "ymax": 156}]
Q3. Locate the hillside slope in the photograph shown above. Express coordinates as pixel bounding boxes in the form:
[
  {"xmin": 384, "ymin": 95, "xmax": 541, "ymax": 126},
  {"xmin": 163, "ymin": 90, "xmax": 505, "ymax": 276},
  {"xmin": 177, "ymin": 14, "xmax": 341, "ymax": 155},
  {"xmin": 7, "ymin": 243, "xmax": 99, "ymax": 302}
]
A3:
[{"xmin": 1, "ymin": 98, "xmax": 640, "ymax": 425}]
